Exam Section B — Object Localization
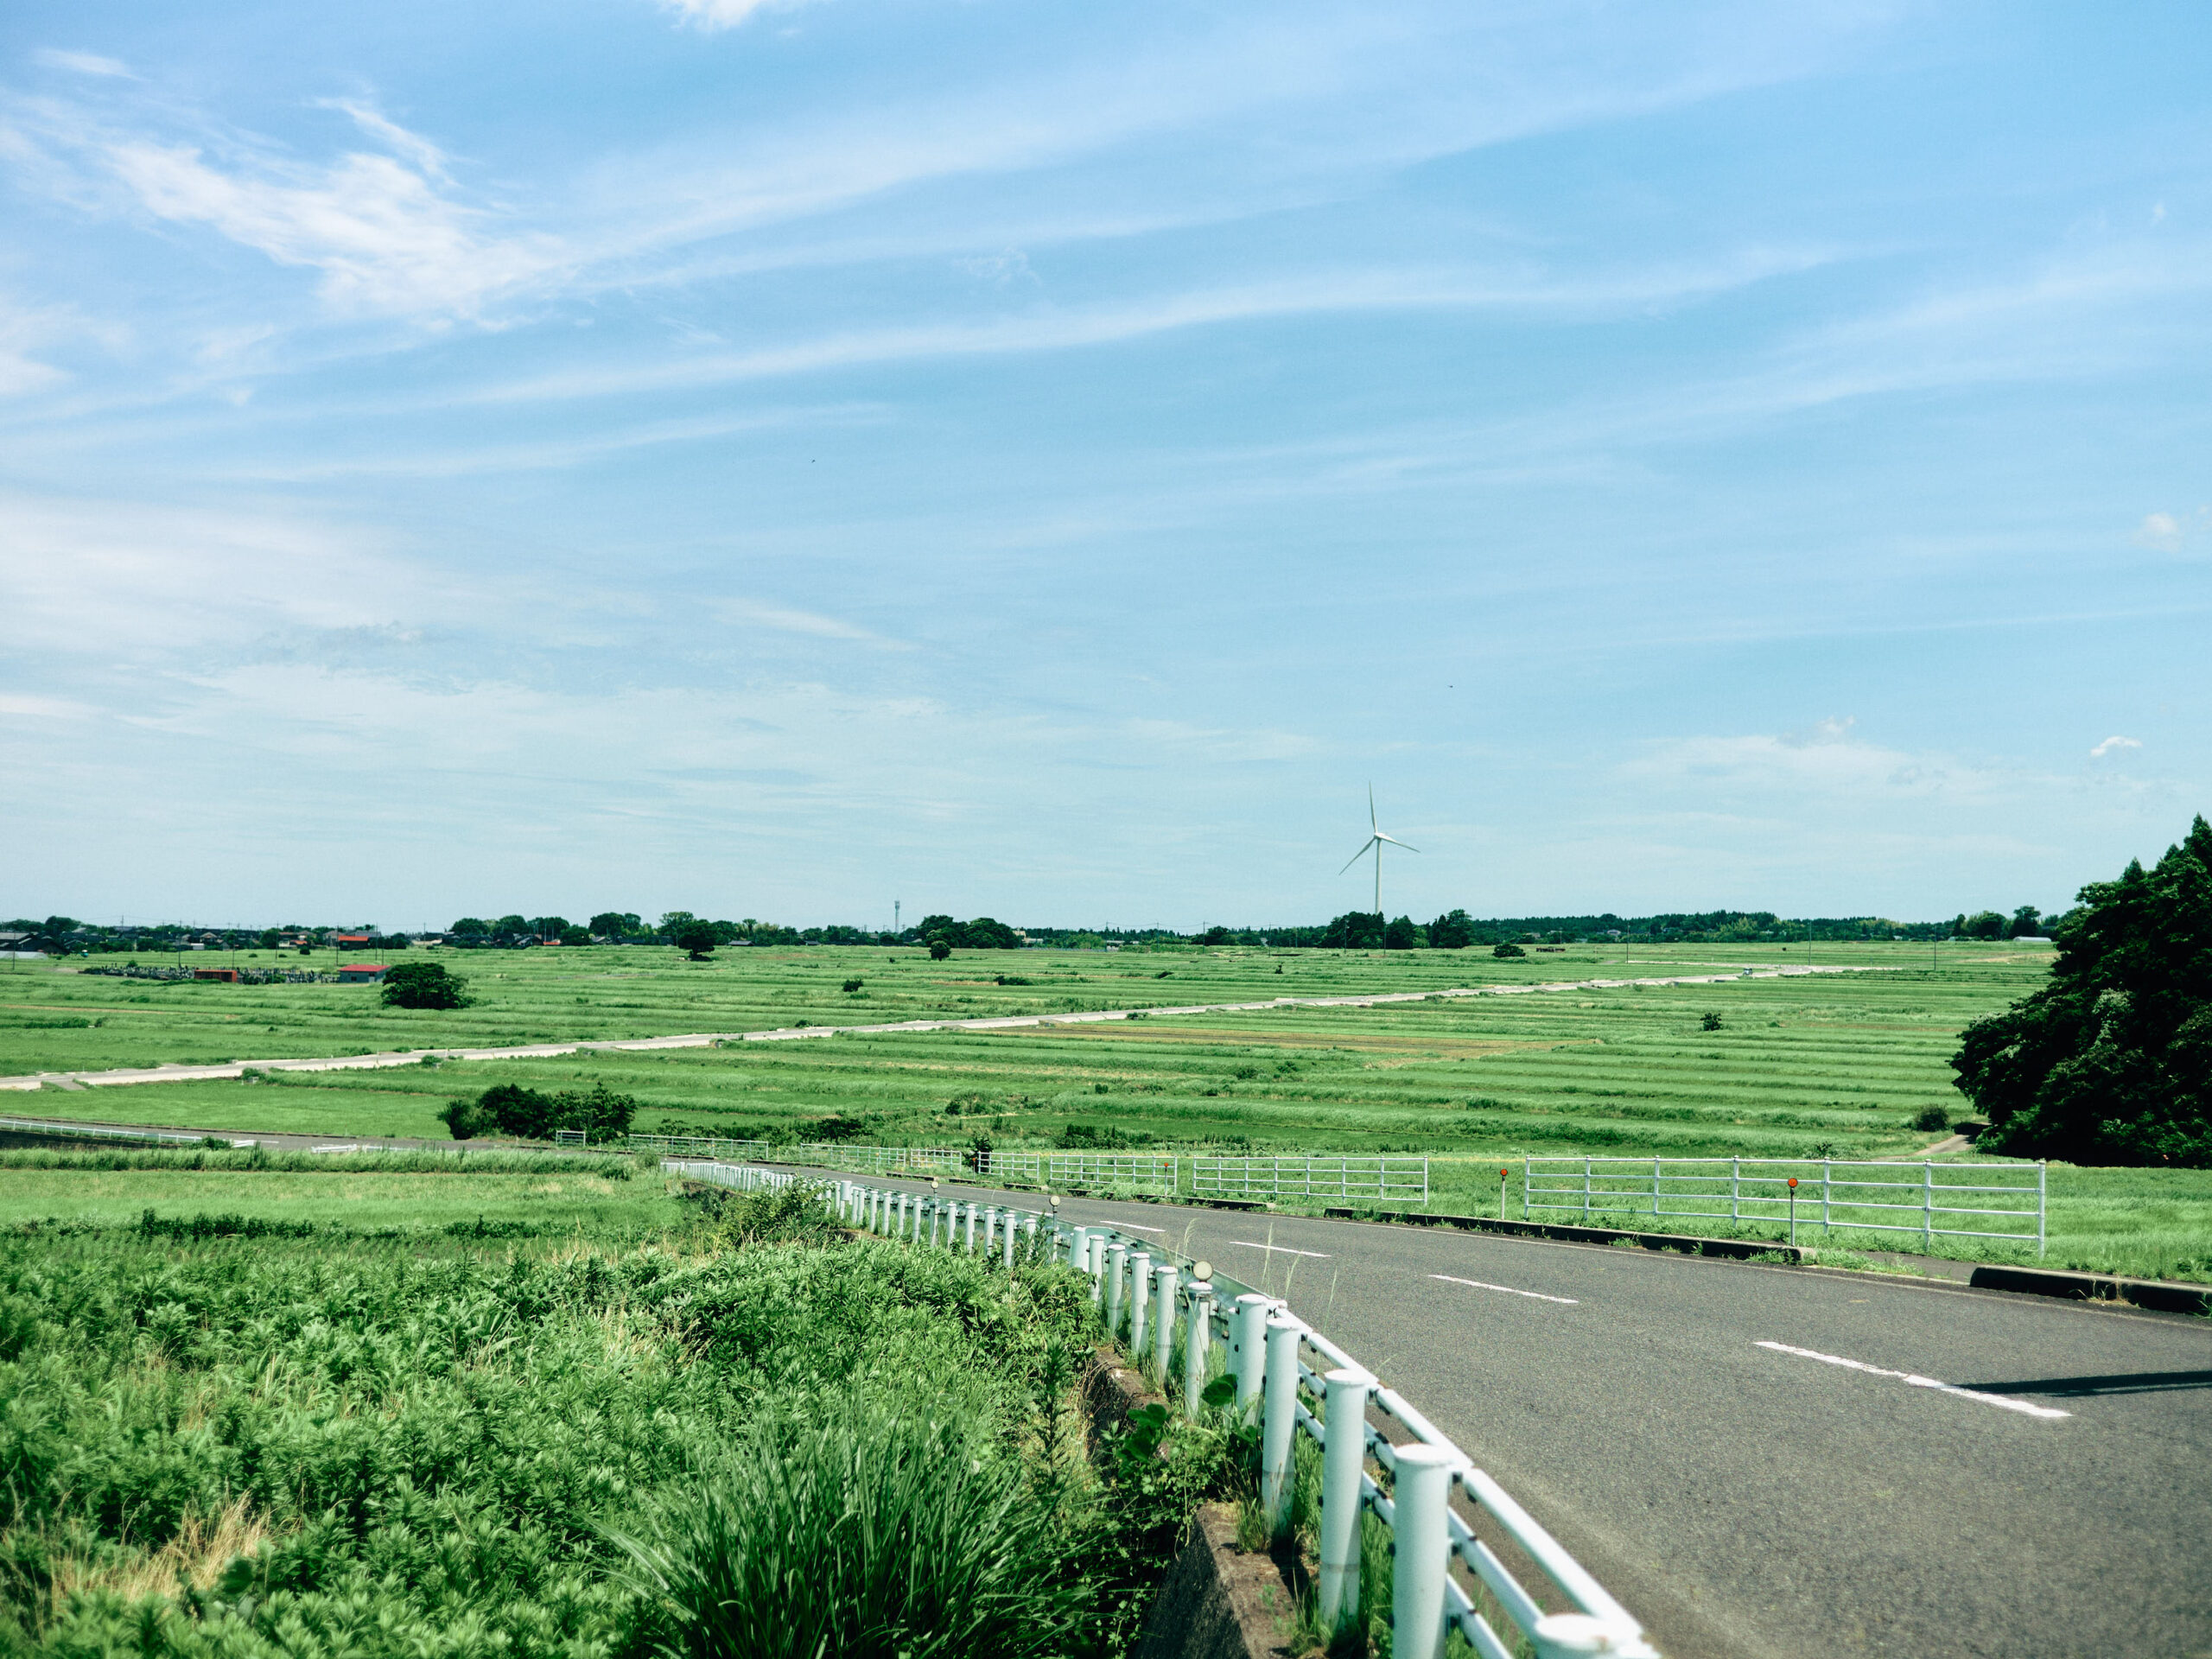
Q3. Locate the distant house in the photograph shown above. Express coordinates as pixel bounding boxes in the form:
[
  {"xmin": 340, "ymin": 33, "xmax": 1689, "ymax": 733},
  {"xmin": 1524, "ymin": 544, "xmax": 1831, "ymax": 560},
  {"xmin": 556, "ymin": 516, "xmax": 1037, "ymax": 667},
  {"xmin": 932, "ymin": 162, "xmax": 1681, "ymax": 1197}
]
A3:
[
  {"xmin": 334, "ymin": 934, "xmax": 372, "ymax": 947},
  {"xmin": 337, "ymin": 963, "xmax": 391, "ymax": 983}
]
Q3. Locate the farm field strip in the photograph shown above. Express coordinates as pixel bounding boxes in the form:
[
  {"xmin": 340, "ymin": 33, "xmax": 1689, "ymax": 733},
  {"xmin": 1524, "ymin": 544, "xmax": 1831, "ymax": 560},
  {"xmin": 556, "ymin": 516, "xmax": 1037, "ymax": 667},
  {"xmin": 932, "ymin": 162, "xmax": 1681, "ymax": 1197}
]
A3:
[{"xmin": 1, "ymin": 959, "xmax": 1895, "ymax": 1092}]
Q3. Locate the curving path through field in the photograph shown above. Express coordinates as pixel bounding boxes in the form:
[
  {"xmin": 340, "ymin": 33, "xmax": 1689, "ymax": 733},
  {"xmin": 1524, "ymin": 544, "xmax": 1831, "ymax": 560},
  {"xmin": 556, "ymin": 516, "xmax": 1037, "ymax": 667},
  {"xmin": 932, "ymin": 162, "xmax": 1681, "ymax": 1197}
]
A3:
[{"xmin": 0, "ymin": 962, "xmax": 1893, "ymax": 1095}]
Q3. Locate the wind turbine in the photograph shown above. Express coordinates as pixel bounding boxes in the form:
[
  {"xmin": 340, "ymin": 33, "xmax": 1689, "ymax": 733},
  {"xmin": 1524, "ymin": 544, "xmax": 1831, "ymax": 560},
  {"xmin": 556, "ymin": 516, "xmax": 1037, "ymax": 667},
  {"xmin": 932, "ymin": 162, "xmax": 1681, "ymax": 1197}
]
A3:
[{"xmin": 1340, "ymin": 786, "xmax": 1417, "ymax": 918}]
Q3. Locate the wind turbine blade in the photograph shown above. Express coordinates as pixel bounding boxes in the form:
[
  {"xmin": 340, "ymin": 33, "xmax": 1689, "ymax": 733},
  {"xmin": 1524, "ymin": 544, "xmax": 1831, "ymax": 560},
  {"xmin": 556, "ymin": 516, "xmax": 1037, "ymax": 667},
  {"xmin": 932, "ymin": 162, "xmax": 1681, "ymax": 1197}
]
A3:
[
  {"xmin": 1369, "ymin": 785, "xmax": 1377, "ymax": 833},
  {"xmin": 1374, "ymin": 834, "xmax": 1420, "ymax": 853},
  {"xmin": 1339, "ymin": 838, "xmax": 1381, "ymax": 874}
]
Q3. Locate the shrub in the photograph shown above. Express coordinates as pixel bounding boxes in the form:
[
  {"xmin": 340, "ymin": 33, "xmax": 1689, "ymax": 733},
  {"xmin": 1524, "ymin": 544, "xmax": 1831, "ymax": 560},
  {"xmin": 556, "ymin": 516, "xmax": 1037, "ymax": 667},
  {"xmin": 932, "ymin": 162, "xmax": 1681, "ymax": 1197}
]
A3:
[
  {"xmin": 381, "ymin": 960, "xmax": 471, "ymax": 1009},
  {"xmin": 1701, "ymin": 1012, "xmax": 1724, "ymax": 1031},
  {"xmin": 1492, "ymin": 942, "xmax": 1527, "ymax": 959},
  {"xmin": 439, "ymin": 1095, "xmax": 487, "ymax": 1139},
  {"xmin": 1913, "ymin": 1106, "xmax": 1951, "ymax": 1132},
  {"xmin": 929, "ymin": 938, "xmax": 952, "ymax": 961}
]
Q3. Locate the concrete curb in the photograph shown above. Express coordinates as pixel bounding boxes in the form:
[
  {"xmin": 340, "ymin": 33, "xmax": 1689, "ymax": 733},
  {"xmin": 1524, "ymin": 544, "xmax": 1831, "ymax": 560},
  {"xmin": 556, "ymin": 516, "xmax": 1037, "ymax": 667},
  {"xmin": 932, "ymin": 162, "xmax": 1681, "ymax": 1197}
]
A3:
[
  {"xmin": 1130, "ymin": 1504, "xmax": 1300, "ymax": 1659},
  {"xmin": 1322, "ymin": 1204, "xmax": 2212, "ymax": 1316},
  {"xmin": 1967, "ymin": 1263, "xmax": 2211, "ymax": 1316},
  {"xmin": 1322, "ymin": 1205, "xmax": 1807, "ymax": 1263}
]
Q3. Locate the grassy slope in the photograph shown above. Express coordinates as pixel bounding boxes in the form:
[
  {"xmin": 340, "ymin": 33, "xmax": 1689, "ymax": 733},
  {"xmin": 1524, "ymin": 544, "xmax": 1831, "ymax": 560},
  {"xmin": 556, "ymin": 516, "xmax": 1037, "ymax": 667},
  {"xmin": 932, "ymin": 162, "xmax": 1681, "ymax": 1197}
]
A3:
[{"xmin": 0, "ymin": 1184, "xmax": 1141, "ymax": 1658}]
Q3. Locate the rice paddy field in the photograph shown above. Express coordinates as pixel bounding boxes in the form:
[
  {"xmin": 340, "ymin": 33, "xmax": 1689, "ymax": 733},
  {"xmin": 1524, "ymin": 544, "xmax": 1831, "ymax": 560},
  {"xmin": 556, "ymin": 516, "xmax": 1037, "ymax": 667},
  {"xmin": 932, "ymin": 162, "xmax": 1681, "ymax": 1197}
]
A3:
[{"xmin": 6, "ymin": 940, "xmax": 2211, "ymax": 1283}]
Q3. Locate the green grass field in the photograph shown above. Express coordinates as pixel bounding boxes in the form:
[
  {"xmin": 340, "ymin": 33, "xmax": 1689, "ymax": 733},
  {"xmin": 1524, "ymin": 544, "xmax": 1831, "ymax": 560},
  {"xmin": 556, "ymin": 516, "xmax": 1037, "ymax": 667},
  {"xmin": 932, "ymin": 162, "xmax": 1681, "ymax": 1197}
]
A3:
[{"xmin": 9, "ymin": 940, "xmax": 2210, "ymax": 1284}]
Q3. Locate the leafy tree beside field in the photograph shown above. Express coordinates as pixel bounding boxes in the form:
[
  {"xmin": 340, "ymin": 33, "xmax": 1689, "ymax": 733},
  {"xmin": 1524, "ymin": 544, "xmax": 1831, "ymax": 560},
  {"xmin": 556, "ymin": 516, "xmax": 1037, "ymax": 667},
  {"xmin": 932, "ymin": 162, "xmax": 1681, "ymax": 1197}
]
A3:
[
  {"xmin": 379, "ymin": 960, "xmax": 472, "ymax": 1009},
  {"xmin": 442, "ymin": 1081, "xmax": 639, "ymax": 1140},
  {"xmin": 672, "ymin": 918, "xmax": 720, "ymax": 959},
  {"xmin": 1954, "ymin": 817, "xmax": 2212, "ymax": 1166}
]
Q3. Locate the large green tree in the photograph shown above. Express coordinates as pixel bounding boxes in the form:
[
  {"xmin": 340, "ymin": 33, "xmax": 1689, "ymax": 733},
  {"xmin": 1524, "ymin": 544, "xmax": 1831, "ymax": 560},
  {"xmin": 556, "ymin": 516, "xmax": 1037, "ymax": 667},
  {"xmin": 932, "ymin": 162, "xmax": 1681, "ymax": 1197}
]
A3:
[
  {"xmin": 1952, "ymin": 816, "xmax": 2212, "ymax": 1166},
  {"xmin": 380, "ymin": 961, "xmax": 472, "ymax": 1010}
]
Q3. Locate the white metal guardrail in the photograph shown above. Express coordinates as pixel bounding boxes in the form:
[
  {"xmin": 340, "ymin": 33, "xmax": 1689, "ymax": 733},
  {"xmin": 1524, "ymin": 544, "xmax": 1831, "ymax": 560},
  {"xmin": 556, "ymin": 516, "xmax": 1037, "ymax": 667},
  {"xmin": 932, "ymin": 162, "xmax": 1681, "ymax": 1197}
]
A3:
[
  {"xmin": 1522, "ymin": 1155, "xmax": 2045, "ymax": 1255},
  {"xmin": 0, "ymin": 1115, "xmax": 238, "ymax": 1147},
  {"xmin": 1190, "ymin": 1154, "xmax": 1429, "ymax": 1205},
  {"xmin": 633, "ymin": 1134, "xmax": 1427, "ymax": 1205},
  {"xmin": 671, "ymin": 1158, "xmax": 1656, "ymax": 1659}
]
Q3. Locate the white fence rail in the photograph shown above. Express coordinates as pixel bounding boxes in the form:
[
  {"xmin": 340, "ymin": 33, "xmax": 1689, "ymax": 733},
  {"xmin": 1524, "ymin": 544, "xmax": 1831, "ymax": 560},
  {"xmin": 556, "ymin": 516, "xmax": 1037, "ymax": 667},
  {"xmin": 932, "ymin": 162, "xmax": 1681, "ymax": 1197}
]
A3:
[
  {"xmin": 1190, "ymin": 1154, "xmax": 1429, "ymax": 1205},
  {"xmin": 1523, "ymin": 1155, "xmax": 2045, "ymax": 1255},
  {"xmin": 632, "ymin": 1133, "xmax": 1426, "ymax": 1205},
  {"xmin": 671, "ymin": 1158, "xmax": 1656, "ymax": 1659}
]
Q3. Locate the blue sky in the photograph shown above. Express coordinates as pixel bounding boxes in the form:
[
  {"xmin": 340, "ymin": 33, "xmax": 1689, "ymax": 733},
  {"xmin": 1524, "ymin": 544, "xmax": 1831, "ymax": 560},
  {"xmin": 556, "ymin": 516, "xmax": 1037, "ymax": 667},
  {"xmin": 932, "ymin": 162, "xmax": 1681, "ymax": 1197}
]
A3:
[{"xmin": 3, "ymin": 0, "xmax": 2206, "ymax": 931}]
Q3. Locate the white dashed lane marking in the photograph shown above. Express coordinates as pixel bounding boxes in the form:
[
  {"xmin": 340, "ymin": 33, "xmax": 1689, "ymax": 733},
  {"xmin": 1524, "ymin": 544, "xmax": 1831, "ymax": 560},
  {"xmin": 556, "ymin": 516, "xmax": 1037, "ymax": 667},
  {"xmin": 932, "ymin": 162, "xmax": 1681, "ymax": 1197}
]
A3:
[
  {"xmin": 1230, "ymin": 1240, "xmax": 1330, "ymax": 1258},
  {"xmin": 1756, "ymin": 1340, "xmax": 2071, "ymax": 1420},
  {"xmin": 1431, "ymin": 1273, "xmax": 1578, "ymax": 1306}
]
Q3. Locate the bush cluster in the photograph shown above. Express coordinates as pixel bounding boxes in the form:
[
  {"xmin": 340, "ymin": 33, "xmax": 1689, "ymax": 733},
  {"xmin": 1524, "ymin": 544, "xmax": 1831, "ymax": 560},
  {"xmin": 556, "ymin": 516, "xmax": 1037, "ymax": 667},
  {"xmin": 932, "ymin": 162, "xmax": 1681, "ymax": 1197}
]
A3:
[{"xmin": 438, "ymin": 1081, "xmax": 639, "ymax": 1141}]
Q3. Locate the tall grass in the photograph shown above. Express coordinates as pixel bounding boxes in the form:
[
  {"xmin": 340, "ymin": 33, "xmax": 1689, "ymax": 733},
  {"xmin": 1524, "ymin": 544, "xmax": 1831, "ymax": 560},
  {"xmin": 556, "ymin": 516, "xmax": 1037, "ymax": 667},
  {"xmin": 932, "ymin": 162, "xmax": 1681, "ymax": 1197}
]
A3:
[
  {"xmin": 0, "ymin": 1200, "xmax": 1160, "ymax": 1656},
  {"xmin": 620, "ymin": 1395, "xmax": 1089, "ymax": 1659}
]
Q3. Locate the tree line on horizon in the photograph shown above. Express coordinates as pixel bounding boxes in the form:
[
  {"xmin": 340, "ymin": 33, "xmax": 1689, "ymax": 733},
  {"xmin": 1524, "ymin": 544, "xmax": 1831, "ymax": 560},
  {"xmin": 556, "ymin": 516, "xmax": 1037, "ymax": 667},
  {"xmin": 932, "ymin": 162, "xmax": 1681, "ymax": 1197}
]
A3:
[{"xmin": 8, "ymin": 903, "xmax": 2066, "ymax": 957}]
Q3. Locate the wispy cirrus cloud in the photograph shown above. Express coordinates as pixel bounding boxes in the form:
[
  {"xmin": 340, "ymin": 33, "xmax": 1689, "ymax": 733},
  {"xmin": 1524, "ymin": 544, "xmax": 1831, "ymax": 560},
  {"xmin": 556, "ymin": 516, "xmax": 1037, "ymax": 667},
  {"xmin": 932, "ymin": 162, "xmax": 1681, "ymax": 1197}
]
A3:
[
  {"xmin": 105, "ymin": 135, "xmax": 562, "ymax": 318},
  {"xmin": 29, "ymin": 48, "xmax": 135, "ymax": 79}
]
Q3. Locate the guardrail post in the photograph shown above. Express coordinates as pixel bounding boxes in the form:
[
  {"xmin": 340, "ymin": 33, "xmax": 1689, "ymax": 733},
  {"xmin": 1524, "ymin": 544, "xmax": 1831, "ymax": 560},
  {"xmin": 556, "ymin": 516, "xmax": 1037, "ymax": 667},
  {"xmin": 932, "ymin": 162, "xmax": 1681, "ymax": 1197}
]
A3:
[
  {"xmin": 1232, "ymin": 1293, "xmax": 1272, "ymax": 1412},
  {"xmin": 1318, "ymin": 1366, "xmax": 1373, "ymax": 1632},
  {"xmin": 1005, "ymin": 1214, "xmax": 1020, "ymax": 1270},
  {"xmin": 1105, "ymin": 1243, "xmax": 1128, "ymax": 1334},
  {"xmin": 1583, "ymin": 1157, "xmax": 1592, "ymax": 1223},
  {"xmin": 1184, "ymin": 1281, "xmax": 1214, "ymax": 1415},
  {"xmin": 2037, "ymin": 1162, "xmax": 2046, "ymax": 1258},
  {"xmin": 1261, "ymin": 1315, "xmax": 1300, "ymax": 1536},
  {"xmin": 1089, "ymin": 1232, "xmax": 1107, "ymax": 1301},
  {"xmin": 1067, "ymin": 1224, "xmax": 1088, "ymax": 1273},
  {"xmin": 1129, "ymin": 1252, "xmax": 1152, "ymax": 1354},
  {"xmin": 1923, "ymin": 1163, "xmax": 1934, "ymax": 1247},
  {"xmin": 1731, "ymin": 1156, "xmax": 1739, "ymax": 1222},
  {"xmin": 1822, "ymin": 1159, "xmax": 1832, "ymax": 1230},
  {"xmin": 964, "ymin": 1201, "xmax": 977, "ymax": 1253},
  {"xmin": 1153, "ymin": 1263, "xmax": 1178, "ymax": 1378},
  {"xmin": 1392, "ymin": 1445, "xmax": 1455, "ymax": 1659},
  {"xmin": 1652, "ymin": 1154, "xmax": 1661, "ymax": 1219}
]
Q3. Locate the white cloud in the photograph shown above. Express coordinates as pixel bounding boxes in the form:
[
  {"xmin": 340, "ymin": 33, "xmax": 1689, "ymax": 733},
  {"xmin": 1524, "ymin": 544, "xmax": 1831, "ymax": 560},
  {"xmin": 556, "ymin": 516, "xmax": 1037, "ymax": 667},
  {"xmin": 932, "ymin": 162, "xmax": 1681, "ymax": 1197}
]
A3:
[
  {"xmin": 2133, "ymin": 511, "xmax": 2182, "ymax": 550},
  {"xmin": 2089, "ymin": 735, "xmax": 2141, "ymax": 759},
  {"xmin": 105, "ymin": 135, "xmax": 561, "ymax": 318},
  {"xmin": 0, "ymin": 490, "xmax": 451, "ymax": 656},
  {"xmin": 0, "ymin": 324, "xmax": 67, "ymax": 396},
  {"xmin": 31, "ymin": 49, "xmax": 135, "ymax": 79},
  {"xmin": 658, "ymin": 0, "xmax": 812, "ymax": 29},
  {"xmin": 1621, "ymin": 723, "xmax": 2031, "ymax": 806},
  {"xmin": 709, "ymin": 597, "xmax": 893, "ymax": 644},
  {"xmin": 472, "ymin": 250, "xmax": 1831, "ymax": 406}
]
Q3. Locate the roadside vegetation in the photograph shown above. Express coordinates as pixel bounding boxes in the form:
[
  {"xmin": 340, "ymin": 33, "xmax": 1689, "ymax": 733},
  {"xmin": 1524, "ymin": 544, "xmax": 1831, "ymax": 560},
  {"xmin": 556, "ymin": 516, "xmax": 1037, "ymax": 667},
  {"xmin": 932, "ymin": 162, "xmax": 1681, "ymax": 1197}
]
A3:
[{"xmin": 0, "ymin": 1177, "xmax": 1233, "ymax": 1657}]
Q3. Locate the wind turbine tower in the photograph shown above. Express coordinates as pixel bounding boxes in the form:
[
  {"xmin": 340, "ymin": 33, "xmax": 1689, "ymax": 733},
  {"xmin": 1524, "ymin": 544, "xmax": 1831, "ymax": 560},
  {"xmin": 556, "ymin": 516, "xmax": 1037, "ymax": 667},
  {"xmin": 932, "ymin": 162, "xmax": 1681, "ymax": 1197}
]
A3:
[{"xmin": 1340, "ymin": 786, "xmax": 1418, "ymax": 918}]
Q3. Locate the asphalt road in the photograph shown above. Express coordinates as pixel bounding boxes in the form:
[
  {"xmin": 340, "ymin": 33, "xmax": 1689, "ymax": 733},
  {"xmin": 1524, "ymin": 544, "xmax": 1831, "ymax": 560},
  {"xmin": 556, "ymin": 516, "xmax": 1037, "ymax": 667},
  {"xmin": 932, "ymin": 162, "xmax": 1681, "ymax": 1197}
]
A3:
[{"xmin": 846, "ymin": 1174, "xmax": 2212, "ymax": 1659}]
